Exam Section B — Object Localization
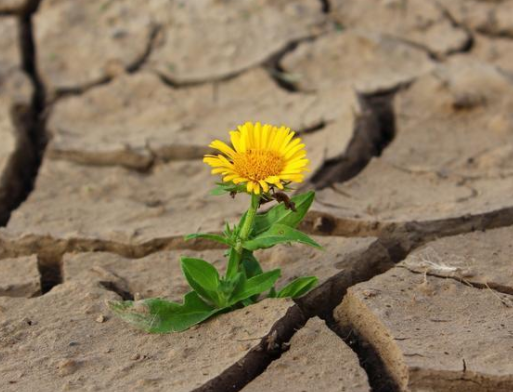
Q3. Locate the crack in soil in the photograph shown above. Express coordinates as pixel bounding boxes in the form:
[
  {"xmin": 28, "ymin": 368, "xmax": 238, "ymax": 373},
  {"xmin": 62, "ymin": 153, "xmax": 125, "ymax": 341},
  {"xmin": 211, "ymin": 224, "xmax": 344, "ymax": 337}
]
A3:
[
  {"xmin": 295, "ymin": 239, "xmax": 396, "ymax": 319},
  {"xmin": 194, "ymin": 305, "xmax": 306, "ymax": 392},
  {"xmin": 310, "ymin": 87, "xmax": 398, "ymax": 189},
  {"xmin": 320, "ymin": 0, "xmax": 331, "ymax": 14},
  {"xmin": 328, "ymin": 321, "xmax": 400, "ymax": 392},
  {"xmin": 264, "ymin": 36, "xmax": 320, "ymax": 93},
  {"xmin": 37, "ymin": 253, "xmax": 62, "ymax": 294},
  {"xmin": 0, "ymin": 0, "xmax": 40, "ymax": 16},
  {"xmin": 99, "ymin": 280, "xmax": 134, "ymax": 301},
  {"xmin": 158, "ymin": 34, "xmax": 324, "ymax": 91},
  {"xmin": 0, "ymin": 233, "xmax": 227, "ymax": 262},
  {"xmin": 52, "ymin": 24, "xmax": 161, "ymax": 101},
  {"xmin": 0, "ymin": 5, "xmax": 47, "ymax": 226},
  {"xmin": 434, "ymin": 1, "xmax": 475, "ymax": 56}
]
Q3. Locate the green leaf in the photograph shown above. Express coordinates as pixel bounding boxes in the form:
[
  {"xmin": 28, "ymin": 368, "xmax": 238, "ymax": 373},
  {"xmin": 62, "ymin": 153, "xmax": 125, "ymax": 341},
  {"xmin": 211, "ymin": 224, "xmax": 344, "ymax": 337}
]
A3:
[
  {"xmin": 108, "ymin": 292, "xmax": 220, "ymax": 333},
  {"xmin": 230, "ymin": 269, "xmax": 281, "ymax": 304},
  {"xmin": 241, "ymin": 250, "xmax": 263, "ymax": 278},
  {"xmin": 277, "ymin": 276, "xmax": 318, "ymax": 298},
  {"xmin": 183, "ymin": 233, "xmax": 232, "ymax": 246},
  {"xmin": 242, "ymin": 223, "xmax": 322, "ymax": 251},
  {"xmin": 180, "ymin": 257, "xmax": 223, "ymax": 306},
  {"xmin": 253, "ymin": 191, "xmax": 315, "ymax": 236}
]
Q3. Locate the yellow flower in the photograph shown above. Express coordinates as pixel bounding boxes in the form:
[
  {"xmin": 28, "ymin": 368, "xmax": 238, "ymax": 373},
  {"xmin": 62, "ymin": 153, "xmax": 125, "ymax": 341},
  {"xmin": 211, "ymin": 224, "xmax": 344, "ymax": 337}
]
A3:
[{"xmin": 204, "ymin": 122, "xmax": 310, "ymax": 194}]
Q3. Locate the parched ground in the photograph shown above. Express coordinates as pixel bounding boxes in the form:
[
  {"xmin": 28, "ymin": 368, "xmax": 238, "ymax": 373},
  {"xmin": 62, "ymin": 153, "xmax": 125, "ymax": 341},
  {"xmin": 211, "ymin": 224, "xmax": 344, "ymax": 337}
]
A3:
[{"xmin": 1, "ymin": 0, "xmax": 513, "ymax": 391}]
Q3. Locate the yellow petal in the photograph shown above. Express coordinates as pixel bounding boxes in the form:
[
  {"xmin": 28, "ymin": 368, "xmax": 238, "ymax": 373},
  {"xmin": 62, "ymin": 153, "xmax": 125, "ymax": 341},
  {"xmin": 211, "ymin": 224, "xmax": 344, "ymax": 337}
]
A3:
[
  {"xmin": 265, "ymin": 175, "xmax": 280, "ymax": 184},
  {"xmin": 232, "ymin": 177, "xmax": 246, "ymax": 184},
  {"xmin": 223, "ymin": 174, "xmax": 239, "ymax": 182},
  {"xmin": 285, "ymin": 143, "xmax": 306, "ymax": 160},
  {"xmin": 254, "ymin": 122, "xmax": 262, "ymax": 149},
  {"xmin": 282, "ymin": 138, "xmax": 301, "ymax": 154},
  {"xmin": 230, "ymin": 131, "xmax": 245, "ymax": 153},
  {"xmin": 210, "ymin": 140, "xmax": 236, "ymax": 158},
  {"xmin": 280, "ymin": 130, "xmax": 296, "ymax": 151},
  {"xmin": 259, "ymin": 180, "xmax": 269, "ymax": 193},
  {"xmin": 261, "ymin": 124, "xmax": 271, "ymax": 149}
]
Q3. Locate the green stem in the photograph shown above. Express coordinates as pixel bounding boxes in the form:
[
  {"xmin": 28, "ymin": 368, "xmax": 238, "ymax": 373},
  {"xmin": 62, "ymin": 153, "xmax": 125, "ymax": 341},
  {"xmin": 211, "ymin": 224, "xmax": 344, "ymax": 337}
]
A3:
[{"xmin": 226, "ymin": 193, "xmax": 260, "ymax": 278}]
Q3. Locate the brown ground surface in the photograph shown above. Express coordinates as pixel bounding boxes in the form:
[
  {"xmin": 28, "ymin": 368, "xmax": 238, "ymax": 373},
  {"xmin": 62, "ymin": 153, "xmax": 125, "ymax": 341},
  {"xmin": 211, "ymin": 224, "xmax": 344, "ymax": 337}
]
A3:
[{"xmin": 1, "ymin": 1, "xmax": 513, "ymax": 391}]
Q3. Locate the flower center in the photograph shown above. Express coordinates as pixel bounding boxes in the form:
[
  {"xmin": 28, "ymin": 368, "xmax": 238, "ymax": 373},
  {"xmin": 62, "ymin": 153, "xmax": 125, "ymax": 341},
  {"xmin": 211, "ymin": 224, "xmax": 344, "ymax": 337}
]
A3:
[{"xmin": 233, "ymin": 149, "xmax": 285, "ymax": 181}]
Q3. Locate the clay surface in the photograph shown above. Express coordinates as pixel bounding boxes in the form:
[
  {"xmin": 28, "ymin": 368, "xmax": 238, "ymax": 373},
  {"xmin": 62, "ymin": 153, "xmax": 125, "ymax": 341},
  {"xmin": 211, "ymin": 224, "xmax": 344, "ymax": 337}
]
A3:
[
  {"xmin": 62, "ymin": 235, "xmax": 382, "ymax": 305},
  {"xmin": 0, "ymin": 280, "xmax": 298, "ymax": 392},
  {"xmin": 309, "ymin": 61, "xmax": 513, "ymax": 237},
  {"xmin": 47, "ymin": 69, "xmax": 356, "ymax": 170},
  {"xmin": 446, "ymin": 0, "xmax": 513, "ymax": 37},
  {"xmin": 401, "ymin": 226, "xmax": 513, "ymax": 294},
  {"xmin": 34, "ymin": 0, "xmax": 157, "ymax": 92},
  {"xmin": 0, "ymin": 255, "xmax": 40, "ymax": 297},
  {"xmin": 3, "ymin": 159, "xmax": 249, "ymax": 249},
  {"xmin": 147, "ymin": 0, "xmax": 325, "ymax": 84},
  {"xmin": 331, "ymin": 0, "xmax": 470, "ymax": 57},
  {"xmin": 336, "ymin": 267, "xmax": 513, "ymax": 392},
  {"xmin": 2, "ymin": 0, "xmax": 513, "ymax": 390},
  {"xmin": 281, "ymin": 30, "xmax": 434, "ymax": 93},
  {"xmin": 241, "ymin": 317, "xmax": 370, "ymax": 392}
]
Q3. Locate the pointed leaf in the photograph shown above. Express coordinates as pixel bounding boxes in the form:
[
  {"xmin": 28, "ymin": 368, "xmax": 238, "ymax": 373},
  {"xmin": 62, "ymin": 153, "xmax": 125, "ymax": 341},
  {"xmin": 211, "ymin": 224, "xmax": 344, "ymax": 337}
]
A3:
[
  {"xmin": 109, "ymin": 292, "xmax": 220, "ymax": 333},
  {"xmin": 277, "ymin": 276, "xmax": 318, "ymax": 298},
  {"xmin": 183, "ymin": 233, "xmax": 232, "ymax": 246},
  {"xmin": 253, "ymin": 191, "xmax": 315, "ymax": 236},
  {"xmin": 242, "ymin": 223, "xmax": 322, "ymax": 251},
  {"xmin": 181, "ymin": 257, "xmax": 222, "ymax": 306},
  {"xmin": 230, "ymin": 269, "xmax": 281, "ymax": 304}
]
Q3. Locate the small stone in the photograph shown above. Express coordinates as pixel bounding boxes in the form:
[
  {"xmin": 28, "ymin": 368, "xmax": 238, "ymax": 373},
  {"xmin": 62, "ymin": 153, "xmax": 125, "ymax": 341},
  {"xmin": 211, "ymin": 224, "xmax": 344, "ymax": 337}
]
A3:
[
  {"xmin": 130, "ymin": 353, "xmax": 141, "ymax": 361},
  {"xmin": 56, "ymin": 359, "xmax": 80, "ymax": 376},
  {"xmin": 95, "ymin": 315, "xmax": 105, "ymax": 323}
]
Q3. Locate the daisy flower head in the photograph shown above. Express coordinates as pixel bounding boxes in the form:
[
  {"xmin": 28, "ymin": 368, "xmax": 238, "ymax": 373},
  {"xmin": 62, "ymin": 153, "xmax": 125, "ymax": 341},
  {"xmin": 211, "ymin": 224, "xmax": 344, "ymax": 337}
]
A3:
[{"xmin": 204, "ymin": 122, "xmax": 310, "ymax": 195}]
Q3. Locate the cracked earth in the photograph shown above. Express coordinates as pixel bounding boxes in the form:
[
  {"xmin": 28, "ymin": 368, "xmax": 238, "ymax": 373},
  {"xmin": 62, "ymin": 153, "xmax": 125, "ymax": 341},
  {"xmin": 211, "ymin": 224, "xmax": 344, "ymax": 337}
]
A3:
[{"xmin": 0, "ymin": 0, "xmax": 512, "ymax": 391}]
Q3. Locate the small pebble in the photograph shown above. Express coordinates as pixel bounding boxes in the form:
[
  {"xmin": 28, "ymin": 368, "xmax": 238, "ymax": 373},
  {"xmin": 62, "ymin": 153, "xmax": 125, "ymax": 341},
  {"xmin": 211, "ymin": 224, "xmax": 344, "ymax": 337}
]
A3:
[{"xmin": 95, "ymin": 315, "xmax": 105, "ymax": 323}]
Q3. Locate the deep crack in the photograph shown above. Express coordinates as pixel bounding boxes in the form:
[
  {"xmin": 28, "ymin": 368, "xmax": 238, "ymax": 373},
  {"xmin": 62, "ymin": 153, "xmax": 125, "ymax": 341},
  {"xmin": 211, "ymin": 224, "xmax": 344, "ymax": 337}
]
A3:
[
  {"xmin": 0, "ymin": 7, "xmax": 47, "ymax": 226},
  {"xmin": 328, "ymin": 321, "xmax": 400, "ymax": 392},
  {"xmin": 194, "ymin": 305, "xmax": 306, "ymax": 392},
  {"xmin": 37, "ymin": 253, "xmax": 62, "ymax": 294},
  {"xmin": 320, "ymin": 0, "xmax": 331, "ymax": 14},
  {"xmin": 311, "ymin": 87, "xmax": 398, "ymax": 189}
]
